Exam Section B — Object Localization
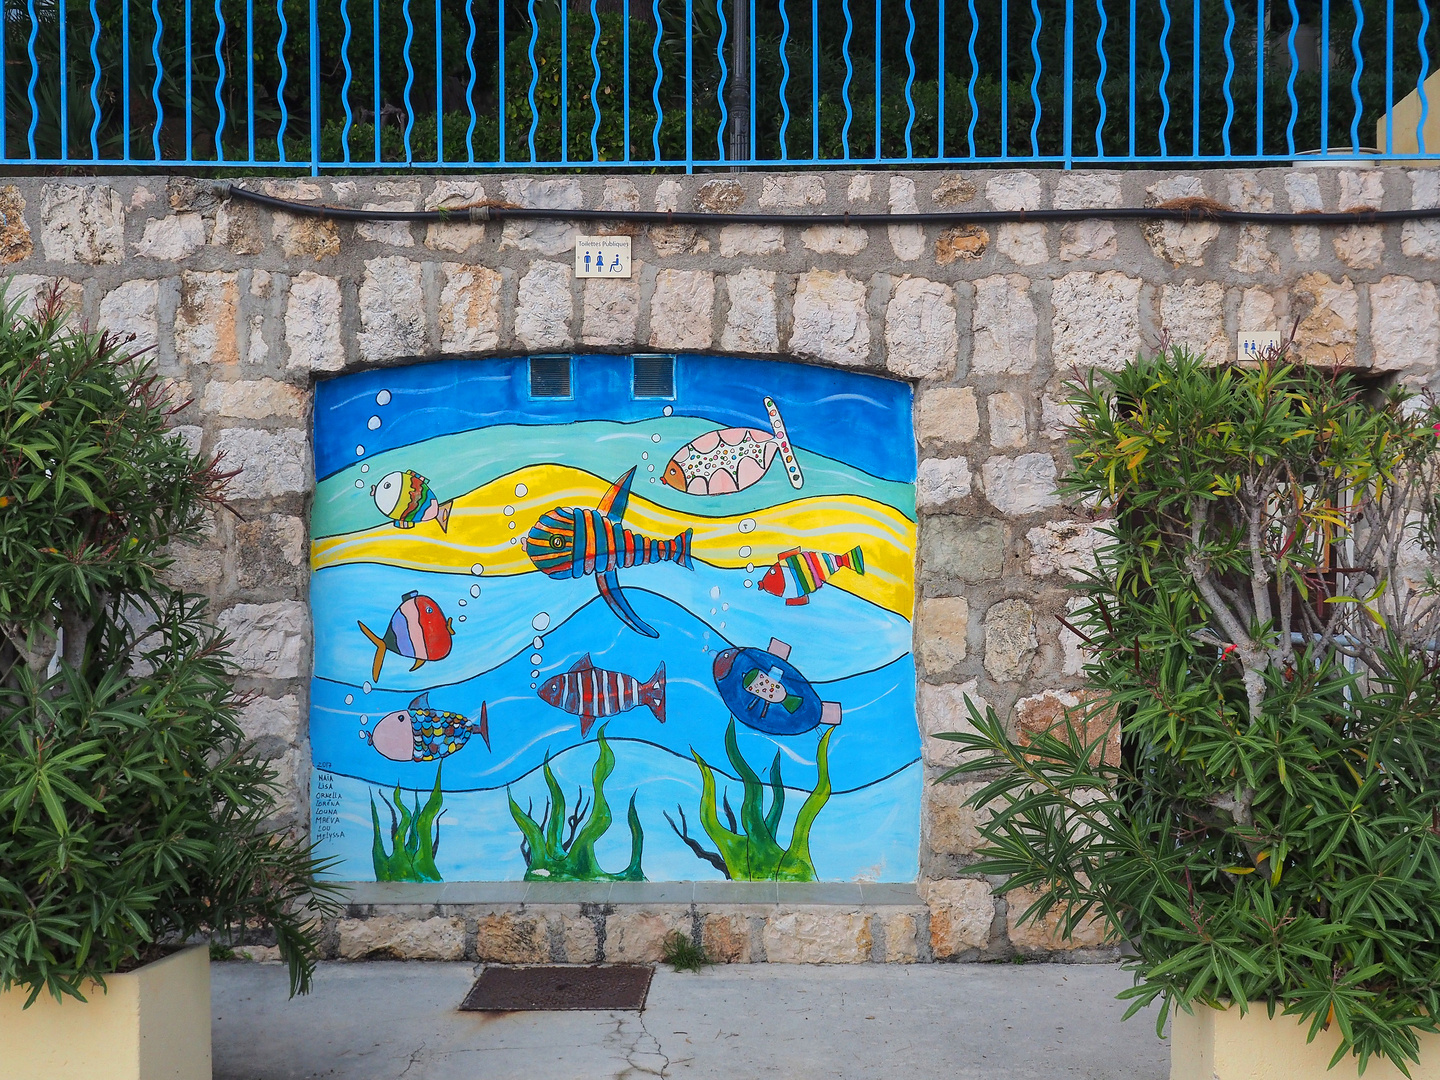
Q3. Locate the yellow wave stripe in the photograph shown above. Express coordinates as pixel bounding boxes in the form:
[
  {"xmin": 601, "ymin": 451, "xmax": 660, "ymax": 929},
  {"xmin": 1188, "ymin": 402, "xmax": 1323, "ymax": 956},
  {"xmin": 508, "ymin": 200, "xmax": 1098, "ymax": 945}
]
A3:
[{"xmin": 312, "ymin": 463, "xmax": 916, "ymax": 617}]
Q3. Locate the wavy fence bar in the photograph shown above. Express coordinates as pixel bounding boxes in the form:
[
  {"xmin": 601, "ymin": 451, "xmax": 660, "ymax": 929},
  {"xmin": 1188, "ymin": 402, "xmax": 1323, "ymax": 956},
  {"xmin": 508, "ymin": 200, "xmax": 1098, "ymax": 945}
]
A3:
[{"xmin": 2, "ymin": 0, "xmax": 1437, "ymax": 171}]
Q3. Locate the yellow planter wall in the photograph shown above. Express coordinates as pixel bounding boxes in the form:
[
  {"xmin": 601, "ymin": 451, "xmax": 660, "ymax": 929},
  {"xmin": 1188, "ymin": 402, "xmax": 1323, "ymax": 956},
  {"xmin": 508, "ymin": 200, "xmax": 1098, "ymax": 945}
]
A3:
[
  {"xmin": 0, "ymin": 944, "xmax": 211, "ymax": 1080},
  {"xmin": 1173, "ymin": 1003, "xmax": 1440, "ymax": 1080}
]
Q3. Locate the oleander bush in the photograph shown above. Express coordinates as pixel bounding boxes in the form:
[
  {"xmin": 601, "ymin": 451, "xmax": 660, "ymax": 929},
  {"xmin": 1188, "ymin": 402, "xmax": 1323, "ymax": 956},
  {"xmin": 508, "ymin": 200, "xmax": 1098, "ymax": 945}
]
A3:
[
  {"xmin": 0, "ymin": 283, "xmax": 339, "ymax": 1006},
  {"xmin": 941, "ymin": 348, "xmax": 1440, "ymax": 1074}
]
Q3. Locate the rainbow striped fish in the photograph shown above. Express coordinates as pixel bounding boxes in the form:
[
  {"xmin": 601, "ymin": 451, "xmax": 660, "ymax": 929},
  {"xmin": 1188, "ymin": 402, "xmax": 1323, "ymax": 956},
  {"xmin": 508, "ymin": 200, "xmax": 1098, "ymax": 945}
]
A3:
[
  {"xmin": 758, "ymin": 546, "xmax": 866, "ymax": 606},
  {"xmin": 538, "ymin": 654, "xmax": 665, "ymax": 736},
  {"xmin": 524, "ymin": 467, "xmax": 693, "ymax": 638}
]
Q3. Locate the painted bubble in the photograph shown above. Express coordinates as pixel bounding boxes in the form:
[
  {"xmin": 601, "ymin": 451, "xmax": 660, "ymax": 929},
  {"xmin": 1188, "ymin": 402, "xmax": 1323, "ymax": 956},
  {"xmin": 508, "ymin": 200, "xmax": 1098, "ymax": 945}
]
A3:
[
  {"xmin": 744, "ymin": 579, "xmax": 753, "ymax": 588},
  {"xmin": 710, "ymin": 608, "xmax": 717, "ymax": 615},
  {"xmin": 663, "ymin": 406, "xmax": 673, "ymax": 416},
  {"xmin": 363, "ymin": 682, "xmax": 373, "ymax": 694},
  {"xmin": 367, "ymin": 415, "xmax": 381, "ymax": 430},
  {"xmin": 354, "ymin": 479, "xmax": 364, "ymax": 488},
  {"xmin": 532, "ymin": 612, "xmax": 551, "ymax": 631},
  {"xmin": 504, "ymin": 505, "xmax": 514, "ymax": 516},
  {"xmin": 533, "ymin": 636, "xmax": 544, "ymax": 649},
  {"xmin": 651, "ymin": 433, "xmax": 661, "ymax": 443},
  {"xmin": 345, "ymin": 694, "xmax": 354, "ymax": 705},
  {"xmin": 356, "ymin": 445, "xmax": 365, "ymax": 456},
  {"xmin": 530, "ymin": 683, "xmax": 537, "ymax": 689},
  {"xmin": 648, "ymin": 464, "xmax": 654, "ymax": 472},
  {"xmin": 508, "ymin": 521, "xmax": 515, "ymax": 530},
  {"xmin": 515, "ymin": 483, "xmax": 528, "ymax": 497},
  {"xmin": 457, "ymin": 599, "xmax": 467, "ymax": 607},
  {"xmin": 641, "ymin": 452, "xmax": 649, "ymax": 460},
  {"xmin": 376, "ymin": 389, "xmax": 392, "ymax": 406},
  {"xmin": 531, "ymin": 669, "xmax": 539, "ymax": 678},
  {"xmin": 746, "ymin": 562, "xmax": 755, "ymax": 573},
  {"xmin": 361, "ymin": 463, "xmax": 370, "ymax": 473},
  {"xmin": 360, "ymin": 715, "xmax": 369, "ymax": 725},
  {"xmin": 470, "ymin": 584, "xmax": 481, "ymax": 598},
  {"xmin": 722, "ymin": 603, "xmax": 729, "ymax": 611},
  {"xmin": 509, "ymin": 537, "xmax": 517, "ymax": 545},
  {"xmin": 471, "ymin": 564, "xmax": 484, "ymax": 576},
  {"xmin": 710, "ymin": 585, "xmax": 721, "ymax": 599},
  {"xmin": 738, "ymin": 518, "xmax": 756, "ymax": 533},
  {"xmin": 738, "ymin": 545, "xmax": 751, "ymax": 558},
  {"xmin": 458, "ymin": 615, "xmax": 466, "ymax": 622},
  {"xmin": 530, "ymin": 653, "xmax": 543, "ymax": 666}
]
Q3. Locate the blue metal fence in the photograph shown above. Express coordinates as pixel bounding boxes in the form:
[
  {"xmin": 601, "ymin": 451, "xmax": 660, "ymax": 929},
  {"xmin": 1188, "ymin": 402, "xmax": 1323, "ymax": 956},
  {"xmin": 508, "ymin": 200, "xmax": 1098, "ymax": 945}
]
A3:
[{"xmin": 2, "ymin": 0, "xmax": 1437, "ymax": 171}]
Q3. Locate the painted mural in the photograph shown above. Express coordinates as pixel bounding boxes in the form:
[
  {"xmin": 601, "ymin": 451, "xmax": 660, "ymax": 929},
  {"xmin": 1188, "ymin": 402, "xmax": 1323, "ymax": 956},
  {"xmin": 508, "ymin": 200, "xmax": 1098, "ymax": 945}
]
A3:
[{"xmin": 308, "ymin": 354, "xmax": 920, "ymax": 883}]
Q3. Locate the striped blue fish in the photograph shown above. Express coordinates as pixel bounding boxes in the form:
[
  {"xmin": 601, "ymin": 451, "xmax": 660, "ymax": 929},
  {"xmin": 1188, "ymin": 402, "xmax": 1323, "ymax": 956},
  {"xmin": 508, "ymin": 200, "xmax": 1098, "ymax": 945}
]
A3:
[{"xmin": 524, "ymin": 467, "xmax": 693, "ymax": 638}]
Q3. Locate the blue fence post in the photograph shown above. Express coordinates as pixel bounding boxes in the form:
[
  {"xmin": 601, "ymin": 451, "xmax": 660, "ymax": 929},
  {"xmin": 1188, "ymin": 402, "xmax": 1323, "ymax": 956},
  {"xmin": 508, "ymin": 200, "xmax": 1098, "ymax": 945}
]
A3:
[
  {"xmin": 310, "ymin": 0, "xmax": 320, "ymax": 173},
  {"xmin": 1063, "ymin": 0, "xmax": 1074, "ymax": 167}
]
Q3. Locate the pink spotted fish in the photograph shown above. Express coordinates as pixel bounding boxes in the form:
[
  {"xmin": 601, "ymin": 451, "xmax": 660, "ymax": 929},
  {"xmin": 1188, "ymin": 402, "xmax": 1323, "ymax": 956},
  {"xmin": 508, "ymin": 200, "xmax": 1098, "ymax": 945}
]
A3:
[{"xmin": 661, "ymin": 396, "xmax": 804, "ymax": 495}]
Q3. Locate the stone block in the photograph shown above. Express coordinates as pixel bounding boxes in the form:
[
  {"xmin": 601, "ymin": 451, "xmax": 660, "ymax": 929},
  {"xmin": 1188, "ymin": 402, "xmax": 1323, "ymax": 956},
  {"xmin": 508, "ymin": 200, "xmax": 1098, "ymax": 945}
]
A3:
[
  {"xmin": 499, "ymin": 177, "xmax": 582, "ymax": 255},
  {"xmin": 918, "ymin": 387, "xmax": 980, "ymax": 447},
  {"xmin": 238, "ymin": 694, "xmax": 302, "ymax": 749},
  {"xmin": 932, "ymin": 175, "xmax": 978, "ymax": 206},
  {"xmin": 235, "ymin": 513, "xmax": 307, "ymax": 590},
  {"xmin": 359, "ymin": 257, "xmax": 427, "ymax": 362},
  {"xmin": 719, "ymin": 225, "xmax": 784, "ymax": 257},
  {"xmin": 599, "ymin": 179, "xmax": 641, "ymax": 214},
  {"xmin": 721, "ymin": 269, "xmax": 779, "ymax": 354},
  {"xmin": 201, "ymin": 379, "xmax": 305, "ymax": 421},
  {"xmin": 581, "ymin": 276, "xmax": 641, "ymax": 347},
  {"xmin": 284, "ymin": 272, "xmax": 345, "ymax": 373},
  {"xmin": 1334, "ymin": 225, "xmax": 1384, "ymax": 269},
  {"xmin": 176, "ymin": 270, "xmax": 240, "ymax": 366},
  {"xmin": 216, "ymin": 428, "xmax": 309, "ymax": 500},
  {"xmin": 1237, "ymin": 286, "xmax": 1281, "ymax": 336},
  {"xmin": 424, "ymin": 180, "xmax": 489, "ymax": 252},
  {"xmin": 1059, "ymin": 220, "xmax": 1117, "ymax": 262},
  {"xmin": 885, "ymin": 277, "xmax": 958, "ymax": 380},
  {"xmin": 98, "ymin": 279, "xmax": 160, "ymax": 355},
  {"xmin": 762, "ymin": 910, "xmax": 872, "ymax": 964},
  {"xmin": 1027, "ymin": 520, "xmax": 1104, "ymax": 580},
  {"xmin": 515, "ymin": 261, "xmax": 574, "ymax": 350},
  {"xmin": 925, "ymin": 781, "xmax": 994, "ymax": 857},
  {"xmin": 1226, "ymin": 172, "xmax": 1274, "ymax": 212},
  {"xmin": 1054, "ymin": 173, "xmax": 1122, "ymax": 210},
  {"xmin": 1161, "ymin": 281, "xmax": 1227, "ymax": 363},
  {"xmin": 134, "ymin": 213, "xmax": 206, "ymax": 260},
  {"xmin": 1369, "ymin": 276, "xmax": 1440, "ymax": 373},
  {"xmin": 935, "ymin": 225, "xmax": 989, "ymax": 264},
  {"xmin": 336, "ymin": 916, "xmax": 467, "ymax": 961},
  {"xmin": 918, "ymin": 679, "xmax": 989, "ymax": 768},
  {"xmin": 1291, "ymin": 273, "xmax": 1358, "ymax": 366},
  {"xmin": 1144, "ymin": 219, "xmax": 1219, "ymax": 266},
  {"xmin": 474, "ymin": 913, "xmax": 551, "ymax": 964},
  {"xmin": 1005, "ymin": 883, "xmax": 1110, "ymax": 952},
  {"xmin": 701, "ymin": 911, "xmax": 752, "ymax": 964},
  {"xmin": 210, "ymin": 199, "xmax": 266, "ymax": 255},
  {"xmin": 357, "ymin": 201, "xmax": 417, "ymax": 247},
  {"xmin": 920, "ymin": 515, "xmax": 1004, "ymax": 585},
  {"xmin": 695, "ymin": 177, "xmax": 746, "ymax": 213},
  {"xmin": 917, "ymin": 457, "xmax": 972, "ymax": 509},
  {"xmin": 41, "ymin": 183, "xmax": 124, "ymax": 264},
  {"xmin": 603, "ymin": 911, "xmax": 689, "ymax": 963},
  {"xmin": 925, "ymin": 879, "xmax": 994, "ymax": 957},
  {"xmin": 981, "ymin": 454, "xmax": 1060, "ymax": 516},
  {"xmin": 759, "ymin": 175, "xmax": 826, "ymax": 208},
  {"xmin": 984, "ymin": 598, "xmax": 1037, "ymax": 682},
  {"xmin": 888, "ymin": 176, "xmax": 925, "ymax": 261},
  {"xmin": 985, "ymin": 172, "xmax": 1043, "ymax": 211},
  {"xmin": 916, "ymin": 595, "xmax": 969, "ymax": 674},
  {"xmin": 971, "ymin": 275, "xmax": 1038, "ymax": 375},
  {"xmin": 847, "ymin": 174, "xmax": 873, "ymax": 202},
  {"xmin": 1051, "ymin": 271, "xmax": 1143, "ymax": 372},
  {"xmin": 563, "ymin": 916, "xmax": 600, "ymax": 963},
  {"xmin": 439, "ymin": 264, "xmax": 503, "ymax": 353},
  {"xmin": 881, "ymin": 910, "xmax": 923, "ymax": 963},
  {"xmin": 790, "ymin": 271, "xmax": 870, "ymax": 366},
  {"xmin": 987, "ymin": 392, "xmax": 1028, "ymax": 449},
  {"xmin": 0, "ymin": 186, "xmax": 33, "ymax": 262},
  {"xmin": 271, "ymin": 213, "xmax": 340, "ymax": 260},
  {"xmin": 801, "ymin": 225, "xmax": 868, "ymax": 255},
  {"xmin": 1015, "ymin": 689, "xmax": 1120, "ymax": 767},
  {"xmin": 996, "ymin": 223, "xmax": 1049, "ymax": 265},
  {"xmin": 650, "ymin": 269, "xmax": 715, "ymax": 350},
  {"xmin": 6, "ymin": 274, "xmax": 80, "ymax": 318},
  {"xmin": 216, "ymin": 601, "xmax": 307, "ymax": 679},
  {"xmin": 1231, "ymin": 225, "xmax": 1279, "ymax": 274}
]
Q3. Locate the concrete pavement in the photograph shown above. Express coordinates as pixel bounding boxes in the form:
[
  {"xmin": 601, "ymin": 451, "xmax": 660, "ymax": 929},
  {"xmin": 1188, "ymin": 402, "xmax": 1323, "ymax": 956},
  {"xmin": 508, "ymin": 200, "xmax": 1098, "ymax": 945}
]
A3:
[{"xmin": 212, "ymin": 960, "xmax": 1170, "ymax": 1079}]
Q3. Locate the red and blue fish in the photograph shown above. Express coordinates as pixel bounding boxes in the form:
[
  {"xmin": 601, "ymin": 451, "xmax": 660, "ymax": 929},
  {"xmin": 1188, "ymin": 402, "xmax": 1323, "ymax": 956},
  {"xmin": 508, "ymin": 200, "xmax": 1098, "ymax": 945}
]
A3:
[
  {"xmin": 758, "ymin": 546, "xmax": 865, "ymax": 606},
  {"xmin": 357, "ymin": 591, "xmax": 455, "ymax": 682},
  {"xmin": 365, "ymin": 694, "xmax": 489, "ymax": 762},
  {"xmin": 524, "ymin": 467, "xmax": 693, "ymax": 638},
  {"xmin": 537, "ymin": 653, "xmax": 665, "ymax": 737},
  {"xmin": 372, "ymin": 469, "xmax": 454, "ymax": 532}
]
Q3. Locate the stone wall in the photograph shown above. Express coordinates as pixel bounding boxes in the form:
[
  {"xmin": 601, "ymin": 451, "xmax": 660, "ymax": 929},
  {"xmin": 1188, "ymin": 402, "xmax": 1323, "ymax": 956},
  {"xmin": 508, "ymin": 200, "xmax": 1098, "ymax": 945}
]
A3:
[{"xmin": 3, "ymin": 167, "xmax": 1437, "ymax": 964}]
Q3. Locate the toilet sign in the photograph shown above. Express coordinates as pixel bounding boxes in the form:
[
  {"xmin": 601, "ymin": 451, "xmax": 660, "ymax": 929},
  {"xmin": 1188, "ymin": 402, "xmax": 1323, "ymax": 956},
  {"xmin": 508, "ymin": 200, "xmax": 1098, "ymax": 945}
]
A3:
[{"xmin": 575, "ymin": 235, "xmax": 632, "ymax": 278}]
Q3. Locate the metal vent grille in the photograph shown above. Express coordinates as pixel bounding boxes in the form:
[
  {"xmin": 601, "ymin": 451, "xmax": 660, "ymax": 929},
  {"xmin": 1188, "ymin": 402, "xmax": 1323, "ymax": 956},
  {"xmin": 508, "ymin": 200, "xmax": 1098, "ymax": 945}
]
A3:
[
  {"xmin": 458, "ymin": 965, "xmax": 653, "ymax": 1012},
  {"xmin": 632, "ymin": 355, "xmax": 675, "ymax": 399},
  {"xmin": 529, "ymin": 357, "xmax": 572, "ymax": 398}
]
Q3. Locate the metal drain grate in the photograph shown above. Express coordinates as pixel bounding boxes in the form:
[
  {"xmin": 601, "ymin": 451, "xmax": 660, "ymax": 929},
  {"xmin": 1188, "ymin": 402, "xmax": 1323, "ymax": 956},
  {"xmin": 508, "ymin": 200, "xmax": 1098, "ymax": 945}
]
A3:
[{"xmin": 459, "ymin": 965, "xmax": 653, "ymax": 1012}]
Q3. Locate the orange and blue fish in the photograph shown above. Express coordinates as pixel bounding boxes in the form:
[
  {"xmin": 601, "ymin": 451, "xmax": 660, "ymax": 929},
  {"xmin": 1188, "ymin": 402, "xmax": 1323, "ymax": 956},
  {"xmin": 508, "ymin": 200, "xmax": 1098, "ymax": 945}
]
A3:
[
  {"xmin": 524, "ymin": 467, "xmax": 692, "ymax": 638},
  {"xmin": 758, "ymin": 546, "xmax": 866, "ymax": 606},
  {"xmin": 357, "ymin": 591, "xmax": 455, "ymax": 682}
]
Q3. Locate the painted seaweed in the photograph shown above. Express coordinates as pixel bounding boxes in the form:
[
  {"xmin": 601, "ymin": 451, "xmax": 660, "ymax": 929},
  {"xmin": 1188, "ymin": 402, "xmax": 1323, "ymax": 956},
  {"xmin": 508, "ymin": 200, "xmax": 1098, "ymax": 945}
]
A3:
[
  {"xmin": 508, "ymin": 726, "xmax": 645, "ymax": 882},
  {"xmin": 370, "ymin": 765, "xmax": 446, "ymax": 883},
  {"xmin": 670, "ymin": 719, "xmax": 833, "ymax": 881}
]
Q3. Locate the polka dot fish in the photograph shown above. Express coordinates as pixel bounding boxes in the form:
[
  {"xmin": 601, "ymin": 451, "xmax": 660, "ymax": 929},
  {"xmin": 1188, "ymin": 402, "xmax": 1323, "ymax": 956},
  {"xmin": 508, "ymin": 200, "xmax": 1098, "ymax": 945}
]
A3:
[
  {"xmin": 365, "ymin": 693, "xmax": 489, "ymax": 763},
  {"xmin": 661, "ymin": 396, "xmax": 803, "ymax": 495}
]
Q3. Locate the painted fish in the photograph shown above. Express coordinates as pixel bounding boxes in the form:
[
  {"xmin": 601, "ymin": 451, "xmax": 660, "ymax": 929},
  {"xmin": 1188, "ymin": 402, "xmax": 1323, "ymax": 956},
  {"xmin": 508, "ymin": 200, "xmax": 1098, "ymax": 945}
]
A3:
[
  {"xmin": 525, "ymin": 467, "xmax": 693, "ymax": 638},
  {"xmin": 372, "ymin": 469, "xmax": 454, "ymax": 532},
  {"xmin": 758, "ymin": 546, "xmax": 866, "ymax": 606},
  {"xmin": 662, "ymin": 396, "xmax": 803, "ymax": 495},
  {"xmin": 364, "ymin": 694, "xmax": 489, "ymax": 762},
  {"xmin": 538, "ymin": 653, "xmax": 665, "ymax": 737},
  {"xmin": 712, "ymin": 637, "xmax": 841, "ymax": 736},
  {"xmin": 357, "ymin": 591, "xmax": 455, "ymax": 682}
]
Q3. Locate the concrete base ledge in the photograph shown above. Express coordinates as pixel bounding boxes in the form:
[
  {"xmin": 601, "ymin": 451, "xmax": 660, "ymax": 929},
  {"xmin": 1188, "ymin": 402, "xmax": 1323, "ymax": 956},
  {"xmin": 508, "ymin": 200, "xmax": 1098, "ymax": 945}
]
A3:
[{"xmin": 337, "ymin": 880, "xmax": 921, "ymax": 907}]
